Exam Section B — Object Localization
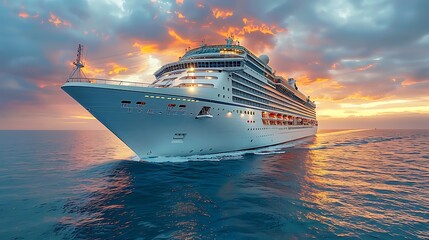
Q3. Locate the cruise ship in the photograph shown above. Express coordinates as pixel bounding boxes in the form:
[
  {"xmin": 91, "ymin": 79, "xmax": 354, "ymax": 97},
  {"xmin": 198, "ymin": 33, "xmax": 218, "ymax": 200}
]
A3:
[{"xmin": 62, "ymin": 38, "xmax": 318, "ymax": 158}]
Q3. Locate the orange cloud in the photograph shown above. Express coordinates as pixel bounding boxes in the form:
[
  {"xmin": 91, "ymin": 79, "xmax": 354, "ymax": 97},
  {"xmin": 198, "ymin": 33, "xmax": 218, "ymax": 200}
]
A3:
[
  {"xmin": 48, "ymin": 13, "xmax": 71, "ymax": 28},
  {"xmin": 217, "ymin": 18, "xmax": 285, "ymax": 39},
  {"xmin": 216, "ymin": 26, "xmax": 241, "ymax": 36},
  {"xmin": 294, "ymin": 74, "xmax": 331, "ymax": 86},
  {"xmin": 242, "ymin": 18, "xmax": 285, "ymax": 35},
  {"xmin": 79, "ymin": 62, "xmax": 105, "ymax": 77},
  {"xmin": 48, "ymin": 13, "xmax": 61, "ymax": 27},
  {"xmin": 177, "ymin": 12, "xmax": 185, "ymax": 19},
  {"xmin": 401, "ymin": 79, "xmax": 418, "ymax": 86},
  {"xmin": 355, "ymin": 64, "xmax": 374, "ymax": 71},
  {"xmin": 212, "ymin": 8, "xmax": 234, "ymax": 19},
  {"xmin": 18, "ymin": 12, "xmax": 29, "ymax": 18},
  {"xmin": 108, "ymin": 63, "xmax": 128, "ymax": 75},
  {"xmin": 168, "ymin": 28, "xmax": 193, "ymax": 45},
  {"xmin": 38, "ymin": 82, "xmax": 62, "ymax": 89},
  {"xmin": 345, "ymin": 92, "xmax": 385, "ymax": 101},
  {"xmin": 176, "ymin": 0, "xmax": 184, "ymax": 4},
  {"xmin": 18, "ymin": 12, "xmax": 39, "ymax": 19},
  {"xmin": 133, "ymin": 42, "xmax": 159, "ymax": 54}
]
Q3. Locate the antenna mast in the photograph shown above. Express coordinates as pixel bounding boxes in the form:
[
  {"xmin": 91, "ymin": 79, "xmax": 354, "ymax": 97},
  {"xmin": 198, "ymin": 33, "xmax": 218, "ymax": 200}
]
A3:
[
  {"xmin": 68, "ymin": 44, "xmax": 87, "ymax": 80},
  {"xmin": 74, "ymin": 44, "xmax": 85, "ymax": 68}
]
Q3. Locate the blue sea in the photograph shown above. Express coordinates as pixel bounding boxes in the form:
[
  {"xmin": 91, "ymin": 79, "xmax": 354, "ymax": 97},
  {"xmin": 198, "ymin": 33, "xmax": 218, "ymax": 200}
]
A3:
[{"xmin": 0, "ymin": 129, "xmax": 428, "ymax": 239}]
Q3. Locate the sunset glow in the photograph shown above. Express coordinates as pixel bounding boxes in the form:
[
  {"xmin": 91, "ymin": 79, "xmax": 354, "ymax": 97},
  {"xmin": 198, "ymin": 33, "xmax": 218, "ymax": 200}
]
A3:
[
  {"xmin": 48, "ymin": 13, "xmax": 71, "ymax": 28},
  {"xmin": 18, "ymin": 12, "xmax": 29, "ymax": 18},
  {"xmin": 212, "ymin": 8, "xmax": 234, "ymax": 19},
  {"xmin": 1, "ymin": 0, "xmax": 428, "ymax": 129}
]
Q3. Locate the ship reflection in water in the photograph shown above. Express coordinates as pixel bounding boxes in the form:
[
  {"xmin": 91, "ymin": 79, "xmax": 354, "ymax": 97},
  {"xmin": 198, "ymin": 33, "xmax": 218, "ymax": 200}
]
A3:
[{"xmin": 0, "ymin": 130, "xmax": 428, "ymax": 239}]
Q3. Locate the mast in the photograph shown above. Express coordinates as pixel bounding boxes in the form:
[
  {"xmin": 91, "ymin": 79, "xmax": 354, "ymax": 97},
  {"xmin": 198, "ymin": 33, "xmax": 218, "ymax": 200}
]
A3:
[
  {"xmin": 68, "ymin": 44, "xmax": 87, "ymax": 80},
  {"xmin": 74, "ymin": 44, "xmax": 85, "ymax": 69}
]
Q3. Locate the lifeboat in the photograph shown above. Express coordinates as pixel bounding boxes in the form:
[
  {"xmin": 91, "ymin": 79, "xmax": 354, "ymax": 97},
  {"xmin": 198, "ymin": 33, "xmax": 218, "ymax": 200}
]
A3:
[{"xmin": 262, "ymin": 111, "xmax": 269, "ymax": 119}]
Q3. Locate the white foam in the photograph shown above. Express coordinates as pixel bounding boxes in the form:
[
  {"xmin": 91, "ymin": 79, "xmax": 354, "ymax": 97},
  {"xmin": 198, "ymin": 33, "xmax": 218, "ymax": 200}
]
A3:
[
  {"xmin": 136, "ymin": 150, "xmax": 247, "ymax": 163},
  {"xmin": 130, "ymin": 155, "xmax": 141, "ymax": 161},
  {"xmin": 254, "ymin": 151, "xmax": 285, "ymax": 155},
  {"xmin": 133, "ymin": 138, "xmax": 311, "ymax": 162}
]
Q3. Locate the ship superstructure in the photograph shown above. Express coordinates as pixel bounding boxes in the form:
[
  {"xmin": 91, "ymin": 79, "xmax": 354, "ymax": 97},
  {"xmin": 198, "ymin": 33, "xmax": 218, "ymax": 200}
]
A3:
[{"xmin": 62, "ymin": 38, "xmax": 317, "ymax": 158}]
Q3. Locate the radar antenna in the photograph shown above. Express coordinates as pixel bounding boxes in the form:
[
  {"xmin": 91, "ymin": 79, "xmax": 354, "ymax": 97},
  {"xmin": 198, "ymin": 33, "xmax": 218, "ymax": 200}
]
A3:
[{"xmin": 68, "ymin": 44, "xmax": 87, "ymax": 80}]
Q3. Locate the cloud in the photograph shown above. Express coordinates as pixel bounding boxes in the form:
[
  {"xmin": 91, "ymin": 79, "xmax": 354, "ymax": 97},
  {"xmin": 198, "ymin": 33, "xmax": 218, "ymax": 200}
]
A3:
[
  {"xmin": 0, "ymin": 0, "xmax": 428, "ymax": 129},
  {"xmin": 212, "ymin": 8, "xmax": 233, "ymax": 19}
]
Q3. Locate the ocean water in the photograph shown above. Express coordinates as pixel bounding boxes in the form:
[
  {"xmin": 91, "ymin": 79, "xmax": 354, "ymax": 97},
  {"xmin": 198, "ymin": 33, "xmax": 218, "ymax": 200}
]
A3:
[{"xmin": 0, "ymin": 129, "xmax": 428, "ymax": 239}]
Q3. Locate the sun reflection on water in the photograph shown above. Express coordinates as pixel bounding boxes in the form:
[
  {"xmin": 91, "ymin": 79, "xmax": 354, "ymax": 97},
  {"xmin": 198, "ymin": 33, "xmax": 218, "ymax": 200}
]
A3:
[
  {"xmin": 8, "ymin": 129, "xmax": 424, "ymax": 239},
  {"xmin": 298, "ymin": 130, "xmax": 429, "ymax": 237}
]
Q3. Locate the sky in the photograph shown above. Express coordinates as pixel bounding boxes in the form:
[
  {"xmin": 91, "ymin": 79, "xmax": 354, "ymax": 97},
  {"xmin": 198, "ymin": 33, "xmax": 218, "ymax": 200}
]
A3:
[{"xmin": 1, "ymin": 0, "xmax": 428, "ymax": 130}]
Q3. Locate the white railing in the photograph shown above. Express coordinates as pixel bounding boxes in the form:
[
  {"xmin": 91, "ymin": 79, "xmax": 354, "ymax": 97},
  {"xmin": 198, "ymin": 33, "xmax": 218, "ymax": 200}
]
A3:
[{"xmin": 66, "ymin": 77, "xmax": 151, "ymax": 87}]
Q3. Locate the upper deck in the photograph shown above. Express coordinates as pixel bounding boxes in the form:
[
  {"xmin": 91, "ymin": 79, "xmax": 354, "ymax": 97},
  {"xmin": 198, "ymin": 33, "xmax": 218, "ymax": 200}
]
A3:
[
  {"xmin": 66, "ymin": 40, "xmax": 316, "ymax": 110},
  {"xmin": 154, "ymin": 43, "xmax": 272, "ymax": 77},
  {"xmin": 181, "ymin": 45, "xmax": 272, "ymax": 71}
]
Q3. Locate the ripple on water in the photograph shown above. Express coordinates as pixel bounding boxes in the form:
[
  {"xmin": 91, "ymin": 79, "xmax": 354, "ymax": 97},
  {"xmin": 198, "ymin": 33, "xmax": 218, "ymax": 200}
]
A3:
[{"xmin": 0, "ymin": 130, "xmax": 428, "ymax": 239}]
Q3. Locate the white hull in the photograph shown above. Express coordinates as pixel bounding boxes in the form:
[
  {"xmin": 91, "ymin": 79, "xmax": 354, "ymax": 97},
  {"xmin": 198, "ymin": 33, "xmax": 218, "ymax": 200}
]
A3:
[{"xmin": 62, "ymin": 82, "xmax": 317, "ymax": 159}]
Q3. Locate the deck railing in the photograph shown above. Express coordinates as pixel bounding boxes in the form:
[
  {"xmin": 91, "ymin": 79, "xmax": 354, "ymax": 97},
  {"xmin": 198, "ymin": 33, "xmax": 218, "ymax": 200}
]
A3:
[{"xmin": 66, "ymin": 77, "xmax": 151, "ymax": 87}]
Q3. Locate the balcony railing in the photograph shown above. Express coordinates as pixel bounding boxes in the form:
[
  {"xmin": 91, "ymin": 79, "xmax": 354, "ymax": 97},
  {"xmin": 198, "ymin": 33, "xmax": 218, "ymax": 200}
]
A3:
[{"xmin": 66, "ymin": 77, "xmax": 151, "ymax": 87}]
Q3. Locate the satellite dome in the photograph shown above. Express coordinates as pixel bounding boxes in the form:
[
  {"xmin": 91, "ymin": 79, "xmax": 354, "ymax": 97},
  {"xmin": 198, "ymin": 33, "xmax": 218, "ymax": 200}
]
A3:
[{"xmin": 259, "ymin": 54, "xmax": 270, "ymax": 65}]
